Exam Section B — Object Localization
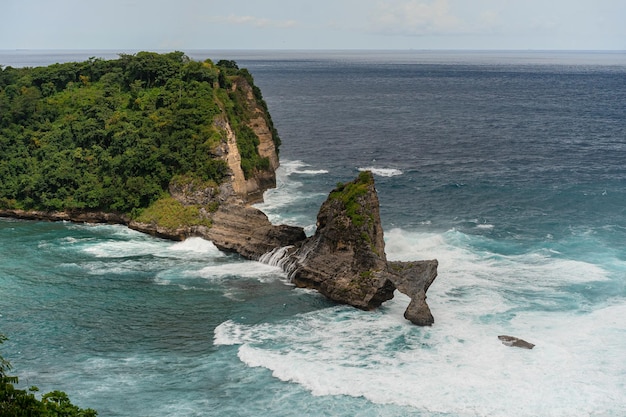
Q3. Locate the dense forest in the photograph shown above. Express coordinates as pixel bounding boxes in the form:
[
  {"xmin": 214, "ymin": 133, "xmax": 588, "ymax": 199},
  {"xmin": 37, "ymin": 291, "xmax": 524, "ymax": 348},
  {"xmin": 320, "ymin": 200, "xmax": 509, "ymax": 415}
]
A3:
[{"xmin": 0, "ymin": 52, "xmax": 279, "ymax": 216}]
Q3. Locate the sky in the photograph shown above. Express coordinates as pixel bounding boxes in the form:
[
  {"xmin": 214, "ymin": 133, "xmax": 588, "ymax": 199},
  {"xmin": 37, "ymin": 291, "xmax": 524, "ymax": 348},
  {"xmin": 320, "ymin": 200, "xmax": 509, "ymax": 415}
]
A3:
[{"xmin": 2, "ymin": 0, "xmax": 625, "ymax": 50}]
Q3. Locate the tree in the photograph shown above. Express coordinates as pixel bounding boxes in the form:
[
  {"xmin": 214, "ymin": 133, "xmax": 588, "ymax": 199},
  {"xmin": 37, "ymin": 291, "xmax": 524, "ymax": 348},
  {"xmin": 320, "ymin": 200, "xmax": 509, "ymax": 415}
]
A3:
[
  {"xmin": 1, "ymin": 334, "xmax": 98, "ymax": 416},
  {"xmin": 0, "ymin": 52, "xmax": 277, "ymax": 216}
]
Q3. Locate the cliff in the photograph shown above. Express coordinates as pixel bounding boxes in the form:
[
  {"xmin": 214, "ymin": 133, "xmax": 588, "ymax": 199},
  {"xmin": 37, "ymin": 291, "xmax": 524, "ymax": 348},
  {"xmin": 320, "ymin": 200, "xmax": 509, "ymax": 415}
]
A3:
[
  {"xmin": 0, "ymin": 52, "xmax": 278, "ymax": 216},
  {"xmin": 217, "ymin": 75, "xmax": 280, "ymax": 203}
]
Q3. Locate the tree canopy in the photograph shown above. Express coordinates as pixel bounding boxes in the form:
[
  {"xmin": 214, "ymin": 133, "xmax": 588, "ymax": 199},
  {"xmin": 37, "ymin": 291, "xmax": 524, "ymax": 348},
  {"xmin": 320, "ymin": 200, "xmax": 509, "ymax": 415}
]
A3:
[
  {"xmin": 1, "ymin": 334, "xmax": 97, "ymax": 416},
  {"xmin": 0, "ymin": 52, "xmax": 278, "ymax": 216}
]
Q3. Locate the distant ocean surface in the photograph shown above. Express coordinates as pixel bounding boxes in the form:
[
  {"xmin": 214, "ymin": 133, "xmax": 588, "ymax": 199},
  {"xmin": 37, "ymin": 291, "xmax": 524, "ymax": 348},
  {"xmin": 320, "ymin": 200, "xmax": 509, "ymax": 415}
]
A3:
[{"xmin": 1, "ymin": 50, "xmax": 625, "ymax": 417}]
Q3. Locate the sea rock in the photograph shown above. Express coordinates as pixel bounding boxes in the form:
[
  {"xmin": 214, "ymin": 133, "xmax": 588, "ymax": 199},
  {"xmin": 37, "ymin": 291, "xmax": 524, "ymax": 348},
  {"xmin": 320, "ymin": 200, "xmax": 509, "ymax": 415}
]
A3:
[
  {"xmin": 386, "ymin": 260, "xmax": 439, "ymax": 326},
  {"xmin": 279, "ymin": 171, "xmax": 439, "ymax": 321},
  {"xmin": 284, "ymin": 171, "xmax": 395, "ymax": 309},
  {"xmin": 498, "ymin": 335, "xmax": 535, "ymax": 349}
]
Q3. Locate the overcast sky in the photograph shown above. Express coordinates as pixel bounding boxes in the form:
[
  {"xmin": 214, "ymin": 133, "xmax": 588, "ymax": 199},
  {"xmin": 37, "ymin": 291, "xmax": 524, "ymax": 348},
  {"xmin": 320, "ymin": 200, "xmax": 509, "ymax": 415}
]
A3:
[{"xmin": 2, "ymin": 0, "xmax": 625, "ymax": 50}]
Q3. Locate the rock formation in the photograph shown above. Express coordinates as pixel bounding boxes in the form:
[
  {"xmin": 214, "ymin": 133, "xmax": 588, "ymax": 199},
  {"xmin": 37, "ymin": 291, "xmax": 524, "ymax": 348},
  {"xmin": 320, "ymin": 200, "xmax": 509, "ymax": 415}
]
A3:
[
  {"xmin": 386, "ymin": 260, "xmax": 439, "ymax": 326},
  {"xmin": 204, "ymin": 203, "xmax": 305, "ymax": 259},
  {"xmin": 0, "ymin": 170, "xmax": 439, "ymax": 325},
  {"xmin": 498, "ymin": 335, "xmax": 535, "ymax": 349},
  {"xmin": 0, "ymin": 58, "xmax": 439, "ymax": 325},
  {"xmin": 260, "ymin": 171, "xmax": 439, "ymax": 325},
  {"xmin": 281, "ymin": 171, "xmax": 396, "ymax": 310}
]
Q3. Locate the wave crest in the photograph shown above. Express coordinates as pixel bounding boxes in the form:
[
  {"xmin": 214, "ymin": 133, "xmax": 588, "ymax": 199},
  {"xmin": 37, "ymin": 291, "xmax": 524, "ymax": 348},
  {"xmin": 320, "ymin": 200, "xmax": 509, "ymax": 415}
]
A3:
[{"xmin": 358, "ymin": 166, "xmax": 403, "ymax": 177}]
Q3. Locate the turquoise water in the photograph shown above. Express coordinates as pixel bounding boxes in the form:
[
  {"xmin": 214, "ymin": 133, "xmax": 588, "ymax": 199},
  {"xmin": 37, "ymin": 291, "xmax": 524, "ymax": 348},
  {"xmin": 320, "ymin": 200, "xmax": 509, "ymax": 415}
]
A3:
[{"xmin": 1, "ymin": 51, "xmax": 626, "ymax": 416}]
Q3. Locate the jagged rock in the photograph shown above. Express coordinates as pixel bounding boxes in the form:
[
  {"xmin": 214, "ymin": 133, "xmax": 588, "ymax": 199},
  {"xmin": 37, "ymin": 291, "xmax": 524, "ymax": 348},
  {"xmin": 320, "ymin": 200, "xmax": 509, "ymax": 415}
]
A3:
[
  {"xmin": 0, "ymin": 209, "xmax": 129, "ymax": 225},
  {"xmin": 204, "ymin": 203, "xmax": 306, "ymax": 260},
  {"xmin": 285, "ymin": 171, "xmax": 395, "ymax": 309},
  {"xmin": 498, "ymin": 335, "xmax": 535, "ymax": 349},
  {"xmin": 275, "ymin": 171, "xmax": 439, "ymax": 322},
  {"xmin": 386, "ymin": 260, "xmax": 439, "ymax": 326}
]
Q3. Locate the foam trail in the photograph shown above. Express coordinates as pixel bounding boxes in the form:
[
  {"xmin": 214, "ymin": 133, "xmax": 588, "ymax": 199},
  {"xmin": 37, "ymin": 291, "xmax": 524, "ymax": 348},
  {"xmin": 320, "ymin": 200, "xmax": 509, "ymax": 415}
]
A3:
[
  {"xmin": 258, "ymin": 246, "xmax": 292, "ymax": 268},
  {"xmin": 254, "ymin": 160, "xmax": 325, "ymax": 228},
  {"xmin": 215, "ymin": 302, "xmax": 626, "ymax": 417},
  {"xmin": 82, "ymin": 240, "xmax": 168, "ymax": 258},
  {"xmin": 215, "ymin": 227, "xmax": 626, "ymax": 416},
  {"xmin": 191, "ymin": 261, "xmax": 284, "ymax": 282},
  {"xmin": 358, "ymin": 167, "xmax": 403, "ymax": 177}
]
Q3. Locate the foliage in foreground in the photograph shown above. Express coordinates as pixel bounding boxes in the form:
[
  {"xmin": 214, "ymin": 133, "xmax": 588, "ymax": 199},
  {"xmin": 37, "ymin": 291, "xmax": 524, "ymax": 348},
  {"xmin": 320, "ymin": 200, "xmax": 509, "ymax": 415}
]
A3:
[{"xmin": 0, "ymin": 334, "xmax": 97, "ymax": 417}]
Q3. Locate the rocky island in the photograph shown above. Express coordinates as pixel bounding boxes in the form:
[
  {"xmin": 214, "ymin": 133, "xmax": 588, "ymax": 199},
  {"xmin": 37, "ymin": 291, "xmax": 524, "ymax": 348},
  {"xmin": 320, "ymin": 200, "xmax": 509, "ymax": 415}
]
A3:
[{"xmin": 0, "ymin": 52, "xmax": 439, "ymax": 325}]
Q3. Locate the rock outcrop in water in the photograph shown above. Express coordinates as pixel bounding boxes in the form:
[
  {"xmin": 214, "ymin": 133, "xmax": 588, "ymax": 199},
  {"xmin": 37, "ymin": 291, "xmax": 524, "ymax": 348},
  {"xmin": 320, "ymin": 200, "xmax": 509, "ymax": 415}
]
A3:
[
  {"xmin": 261, "ymin": 171, "xmax": 439, "ymax": 324},
  {"xmin": 498, "ymin": 335, "xmax": 535, "ymax": 349},
  {"xmin": 0, "ymin": 170, "xmax": 439, "ymax": 325},
  {"xmin": 204, "ymin": 203, "xmax": 306, "ymax": 259},
  {"xmin": 387, "ymin": 260, "xmax": 439, "ymax": 325},
  {"xmin": 281, "ymin": 171, "xmax": 396, "ymax": 310}
]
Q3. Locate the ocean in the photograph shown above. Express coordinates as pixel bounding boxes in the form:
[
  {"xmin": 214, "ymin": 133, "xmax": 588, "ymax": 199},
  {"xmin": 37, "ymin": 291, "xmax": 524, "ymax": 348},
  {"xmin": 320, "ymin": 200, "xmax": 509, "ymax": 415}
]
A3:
[{"xmin": 1, "ymin": 50, "xmax": 625, "ymax": 417}]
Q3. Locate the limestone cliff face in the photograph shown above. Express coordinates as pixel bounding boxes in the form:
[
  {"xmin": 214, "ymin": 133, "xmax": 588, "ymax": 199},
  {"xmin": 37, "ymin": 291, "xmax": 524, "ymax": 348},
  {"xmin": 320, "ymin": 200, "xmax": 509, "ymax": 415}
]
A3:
[
  {"xmin": 234, "ymin": 78, "xmax": 280, "ymax": 170},
  {"xmin": 215, "ymin": 115, "xmax": 249, "ymax": 200},
  {"xmin": 220, "ymin": 77, "xmax": 279, "ymax": 204}
]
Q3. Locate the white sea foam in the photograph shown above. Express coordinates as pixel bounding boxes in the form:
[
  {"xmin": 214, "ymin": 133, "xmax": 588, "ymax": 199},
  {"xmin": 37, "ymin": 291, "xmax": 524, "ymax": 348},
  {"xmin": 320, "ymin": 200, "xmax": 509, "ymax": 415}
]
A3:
[
  {"xmin": 215, "ymin": 300, "xmax": 626, "ymax": 417},
  {"xmin": 281, "ymin": 160, "xmax": 328, "ymax": 176},
  {"xmin": 82, "ymin": 240, "xmax": 168, "ymax": 258},
  {"xmin": 167, "ymin": 237, "xmax": 223, "ymax": 257},
  {"xmin": 191, "ymin": 261, "xmax": 285, "ymax": 282},
  {"xmin": 254, "ymin": 160, "xmax": 325, "ymax": 228},
  {"xmin": 83, "ymin": 260, "xmax": 154, "ymax": 275},
  {"xmin": 358, "ymin": 166, "xmax": 403, "ymax": 177},
  {"xmin": 215, "ymin": 227, "xmax": 625, "ymax": 416}
]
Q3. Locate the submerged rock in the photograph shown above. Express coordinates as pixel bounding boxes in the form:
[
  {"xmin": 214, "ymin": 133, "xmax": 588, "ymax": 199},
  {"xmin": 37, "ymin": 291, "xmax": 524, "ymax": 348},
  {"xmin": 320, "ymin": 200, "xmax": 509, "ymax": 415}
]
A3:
[{"xmin": 498, "ymin": 335, "xmax": 535, "ymax": 349}]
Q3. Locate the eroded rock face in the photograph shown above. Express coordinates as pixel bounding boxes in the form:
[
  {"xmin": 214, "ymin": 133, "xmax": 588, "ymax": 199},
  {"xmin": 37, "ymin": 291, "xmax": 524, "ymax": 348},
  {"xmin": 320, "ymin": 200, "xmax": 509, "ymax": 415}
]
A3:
[
  {"xmin": 204, "ymin": 203, "xmax": 305, "ymax": 260},
  {"xmin": 285, "ymin": 171, "xmax": 395, "ymax": 309},
  {"xmin": 275, "ymin": 171, "xmax": 439, "ymax": 323},
  {"xmin": 386, "ymin": 260, "xmax": 439, "ymax": 326}
]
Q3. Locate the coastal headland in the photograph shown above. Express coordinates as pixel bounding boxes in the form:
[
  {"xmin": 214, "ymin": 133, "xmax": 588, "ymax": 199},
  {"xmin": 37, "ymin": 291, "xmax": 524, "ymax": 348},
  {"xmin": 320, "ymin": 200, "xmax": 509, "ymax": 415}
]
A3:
[{"xmin": 0, "ymin": 52, "xmax": 438, "ymax": 324}]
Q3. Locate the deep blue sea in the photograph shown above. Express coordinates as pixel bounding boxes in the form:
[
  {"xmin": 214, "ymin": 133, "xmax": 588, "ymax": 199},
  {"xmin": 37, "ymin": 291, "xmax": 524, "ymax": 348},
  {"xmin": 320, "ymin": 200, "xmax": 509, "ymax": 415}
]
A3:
[{"xmin": 1, "ymin": 50, "xmax": 625, "ymax": 417}]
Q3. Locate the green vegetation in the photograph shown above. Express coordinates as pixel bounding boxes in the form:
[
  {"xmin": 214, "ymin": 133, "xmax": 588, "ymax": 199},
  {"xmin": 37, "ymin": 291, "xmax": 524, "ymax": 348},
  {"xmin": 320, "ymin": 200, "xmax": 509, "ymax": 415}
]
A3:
[
  {"xmin": 0, "ymin": 52, "xmax": 276, "ymax": 215},
  {"xmin": 330, "ymin": 171, "xmax": 375, "ymax": 227},
  {"xmin": 135, "ymin": 196, "xmax": 213, "ymax": 229},
  {"xmin": 1, "ymin": 334, "xmax": 97, "ymax": 416}
]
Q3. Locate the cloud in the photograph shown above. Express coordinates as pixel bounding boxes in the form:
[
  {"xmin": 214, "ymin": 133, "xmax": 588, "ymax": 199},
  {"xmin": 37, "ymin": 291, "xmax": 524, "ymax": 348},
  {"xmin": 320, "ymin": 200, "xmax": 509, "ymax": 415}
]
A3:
[
  {"xmin": 208, "ymin": 14, "xmax": 298, "ymax": 29},
  {"xmin": 369, "ymin": 0, "xmax": 464, "ymax": 36}
]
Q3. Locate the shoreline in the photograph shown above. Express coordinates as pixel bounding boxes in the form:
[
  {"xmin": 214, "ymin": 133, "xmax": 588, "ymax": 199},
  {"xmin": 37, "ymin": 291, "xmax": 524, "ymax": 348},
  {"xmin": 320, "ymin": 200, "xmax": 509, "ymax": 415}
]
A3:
[{"xmin": 0, "ymin": 209, "xmax": 190, "ymax": 241}]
